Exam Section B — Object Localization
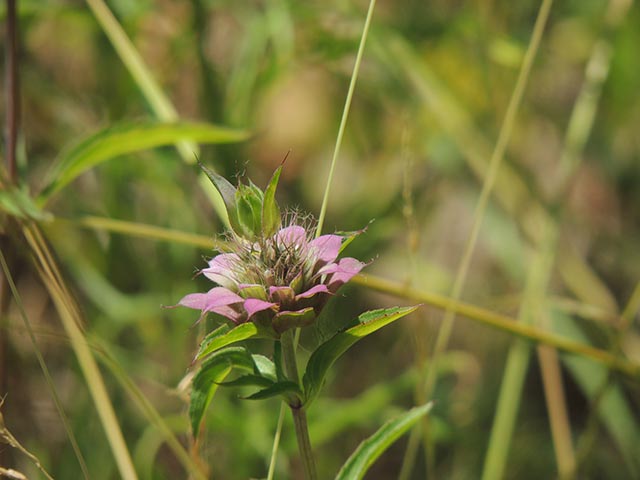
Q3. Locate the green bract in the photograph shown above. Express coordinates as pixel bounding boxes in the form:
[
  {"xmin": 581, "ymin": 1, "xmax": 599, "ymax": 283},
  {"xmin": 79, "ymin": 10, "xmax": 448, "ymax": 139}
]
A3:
[{"xmin": 199, "ymin": 162, "xmax": 282, "ymax": 240}]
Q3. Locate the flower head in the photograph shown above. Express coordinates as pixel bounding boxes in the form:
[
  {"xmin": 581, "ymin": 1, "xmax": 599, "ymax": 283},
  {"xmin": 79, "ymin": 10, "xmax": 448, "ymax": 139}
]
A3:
[{"xmin": 177, "ymin": 164, "xmax": 365, "ymax": 334}]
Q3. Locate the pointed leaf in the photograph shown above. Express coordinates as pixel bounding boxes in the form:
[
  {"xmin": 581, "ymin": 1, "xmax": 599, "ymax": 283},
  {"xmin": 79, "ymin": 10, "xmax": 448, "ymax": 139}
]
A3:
[
  {"xmin": 274, "ymin": 341, "xmax": 286, "ymax": 382},
  {"xmin": 195, "ymin": 324, "xmax": 230, "ymax": 358},
  {"xmin": 217, "ymin": 374, "xmax": 275, "ymax": 388},
  {"xmin": 190, "ymin": 346, "xmax": 255, "ymax": 438},
  {"xmin": 198, "ymin": 161, "xmax": 237, "ymax": 213},
  {"xmin": 252, "ymin": 354, "xmax": 277, "ymax": 381},
  {"xmin": 335, "ymin": 403, "xmax": 433, "ymax": 480},
  {"xmin": 40, "ymin": 121, "xmax": 249, "ymax": 201},
  {"xmin": 303, "ymin": 306, "xmax": 419, "ymax": 405},
  {"xmin": 261, "ymin": 164, "xmax": 283, "ymax": 237},
  {"xmin": 196, "ymin": 322, "xmax": 261, "ymax": 361},
  {"xmin": 242, "ymin": 380, "xmax": 303, "ymax": 402}
]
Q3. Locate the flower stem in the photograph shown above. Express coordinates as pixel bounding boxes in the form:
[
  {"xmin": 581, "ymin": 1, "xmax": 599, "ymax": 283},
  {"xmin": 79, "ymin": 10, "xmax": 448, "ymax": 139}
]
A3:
[{"xmin": 281, "ymin": 330, "xmax": 317, "ymax": 480}]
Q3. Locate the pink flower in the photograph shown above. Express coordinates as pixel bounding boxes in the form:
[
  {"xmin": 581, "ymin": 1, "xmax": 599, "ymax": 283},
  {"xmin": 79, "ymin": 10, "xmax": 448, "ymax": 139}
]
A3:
[{"xmin": 178, "ymin": 225, "xmax": 365, "ymax": 334}]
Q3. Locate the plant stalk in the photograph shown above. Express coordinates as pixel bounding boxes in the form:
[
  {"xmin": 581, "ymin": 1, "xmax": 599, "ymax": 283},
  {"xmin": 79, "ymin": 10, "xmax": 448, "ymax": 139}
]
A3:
[
  {"xmin": 4, "ymin": 0, "xmax": 20, "ymax": 183},
  {"xmin": 281, "ymin": 330, "xmax": 317, "ymax": 480}
]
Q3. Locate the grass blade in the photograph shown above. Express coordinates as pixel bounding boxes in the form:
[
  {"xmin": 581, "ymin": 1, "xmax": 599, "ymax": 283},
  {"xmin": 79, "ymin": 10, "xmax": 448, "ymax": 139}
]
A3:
[
  {"xmin": 23, "ymin": 224, "xmax": 139, "ymax": 480},
  {"xmin": 41, "ymin": 121, "xmax": 248, "ymax": 201},
  {"xmin": 0, "ymin": 249, "xmax": 89, "ymax": 479},
  {"xmin": 316, "ymin": 0, "xmax": 377, "ymax": 238},
  {"xmin": 335, "ymin": 403, "xmax": 433, "ymax": 480}
]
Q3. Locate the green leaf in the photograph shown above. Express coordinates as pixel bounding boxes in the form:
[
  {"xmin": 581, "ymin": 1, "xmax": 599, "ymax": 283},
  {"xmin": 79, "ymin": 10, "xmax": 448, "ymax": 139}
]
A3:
[
  {"xmin": 242, "ymin": 380, "xmax": 303, "ymax": 402},
  {"xmin": 234, "ymin": 182, "xmax": 264, "ymax": 238},
  {"xmin": 0, "ymin": 186, "xmax": 51, "ymax": 221},
  {"xmin": 195, "ymin": 322, "xmax": 261, "ymax": 361},
  {"xmin": 261, "ymin": 164, "xmax": 283, "ymax": 237},
  {"xmin": 217, "ymin": 374, "xmax": 275, "ymax": 389},
  {"xmin": 40, "ymin": 121, "xmax": 249, "ymax": 201},
  {"xmin": 303, "ymin": 306, "xmax": 419, "ymax": 405},
  {"xmin": 335, "ymin": 403, "xmax": 433, "ymax": 480},
  {"xmin": 198, "ymin": 161, "xmax": 237, "ymax": 213},
  {"xmin": 189, "ymin": 346, "xmax": 255, "ymax": 438},
  {"xmin": 251, "ymin": 354, "xmax": 277, "ymax": 381}
]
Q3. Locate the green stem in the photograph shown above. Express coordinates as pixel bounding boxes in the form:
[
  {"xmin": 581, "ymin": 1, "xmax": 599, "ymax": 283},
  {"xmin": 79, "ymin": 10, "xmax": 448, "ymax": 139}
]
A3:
[
  {"xmin": 316, "ymin": 0, "xmax": 377, "ymax": 238},
  {"xmin": 281, "ymin": 330, "xmax": 317, "ymax": 480}
]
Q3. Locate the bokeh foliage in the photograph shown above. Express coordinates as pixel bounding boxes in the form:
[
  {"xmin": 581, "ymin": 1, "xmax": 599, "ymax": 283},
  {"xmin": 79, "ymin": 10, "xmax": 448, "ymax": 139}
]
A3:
[{"xmin": 1, "ymin": 0, "xmax": 639, "ymax": 478}]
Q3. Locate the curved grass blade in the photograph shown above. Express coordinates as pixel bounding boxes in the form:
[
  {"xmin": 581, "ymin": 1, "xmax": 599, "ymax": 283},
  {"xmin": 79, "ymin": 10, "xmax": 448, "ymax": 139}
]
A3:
[
  {"xmin": 0, "ymin": 186, "xmax": 51, "ymax": 221},
  {"xmin": 335, "ymin": 403, "xmax": 433, "ymax": 480},
  {"xmin": 40, "ymin": 121, "xmax": 249, "ymax": 201},
  {"xmin": 303, "ymin": 306, "xmax": 419, "ymax": 406}
]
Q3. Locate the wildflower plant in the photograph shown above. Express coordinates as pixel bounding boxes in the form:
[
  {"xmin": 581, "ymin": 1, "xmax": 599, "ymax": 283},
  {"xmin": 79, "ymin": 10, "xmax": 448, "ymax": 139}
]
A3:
[{"xmin": 177, "ymin": 163, "xmax": 426, "ymax": 479}]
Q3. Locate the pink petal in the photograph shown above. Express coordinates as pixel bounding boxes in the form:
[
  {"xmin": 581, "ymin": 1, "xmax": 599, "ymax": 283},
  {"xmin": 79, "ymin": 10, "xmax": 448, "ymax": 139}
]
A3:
[
  {"xmin": 319, "ymin": 257, "xmax": 365, "ymax": 290},
  {"xmin": 275, "ymin": 226, "xmax": 307, "ymax": 247},
  {"xmin": 209, "ymin": 305, "xmax": 244, "ymax": 323},
  {"xmin": 180, "ymin": 286, "xmax": 243, "ymax": 313},
  {"xmin": 178, "ymin": 293, "xmax": 210, "ymax": 311},
  {"xmin": 202, "ymin": 253, "xmax": 240, "ymax": 288},
  {"xmin": 244, "ymin": 298, "xmax": 278, "ymax": 317},
  {"xmin": 309, "ymin": 234, "xmax": 343, "ymax": 264},
  {"xmin": 295, "ymin": 284, "xmax": 329, "ymax": 300}
]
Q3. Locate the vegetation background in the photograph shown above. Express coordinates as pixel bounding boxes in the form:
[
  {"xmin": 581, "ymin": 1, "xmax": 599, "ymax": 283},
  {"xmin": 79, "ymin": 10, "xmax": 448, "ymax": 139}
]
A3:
[{"xmin": 1, "ymin": 0, "xmax": 639, "ymax": 478}]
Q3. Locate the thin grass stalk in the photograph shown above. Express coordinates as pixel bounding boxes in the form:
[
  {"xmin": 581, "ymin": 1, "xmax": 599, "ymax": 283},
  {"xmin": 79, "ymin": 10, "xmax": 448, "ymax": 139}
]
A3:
[
  {"xmin": 0, "ymin": 249, "xmax": 90, "ymax": 479},
  {"xmin": 57, "ymin": 215, "xmax": 620, "ymax": 324},
  {"xmin": 23, "ymin": 224, "xmax": 138, "ymax": 480},
  {"xmin": 574, "ymin": 280, "xmax": 640, "ymax": 471},
  {"xmin": 423, "ymin": 0, "xmax": 554, "ymax": 399},
  {"xmin": 532, "ymin": 232, "xmax": 576, "ymax": 480},
  {"xmin": 92, "ymin": 337, "xmax": 207, "ymax": 480},
  {"xmin": 51, "ymin": 218, "xmax": 638, "ymax": 374},
  {"xmin": 416, "ymin": 1, "xmax": 554, "ymax": 474},
  {"xmin": 266, "ymin": 404, "xmax": 286, "ymax": 480},
  {"xmin": 379, "ymin": 27, "xmax": 618, "ymax": 317},
  {"xmin": 537, "ymin": 342, "xmax": 576, "ymax": 479},
  {"xmin": 315, "ymin": 0, "xmax": 377, "ymax": 238},
  {"xmin": 356, "ymin": 274, "xmax": 639, "ymax": 378},
  {"xmin": 481, "ymin": 222, "xmax": 558, "ymax": 480},
  {"xmin": 267, "ymin": 1, "xmax": 377, "ymax": 476},
  {"xmin": 52, "ymin": 215, "xmax": 222, "ymax": 250},
  {"xmin": 4, "ymin": 0, "xmax": 19, "ymax": 183}
]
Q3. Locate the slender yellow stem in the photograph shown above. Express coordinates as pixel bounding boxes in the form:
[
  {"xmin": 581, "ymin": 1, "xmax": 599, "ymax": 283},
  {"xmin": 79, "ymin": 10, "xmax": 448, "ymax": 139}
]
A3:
[
  {"xmin": 23, "ymin": 224, "xmax": 139, "ymax": 480},
  {"xmin": 355, "ymin": 274, "xmax": 639, "ymax": 379}
]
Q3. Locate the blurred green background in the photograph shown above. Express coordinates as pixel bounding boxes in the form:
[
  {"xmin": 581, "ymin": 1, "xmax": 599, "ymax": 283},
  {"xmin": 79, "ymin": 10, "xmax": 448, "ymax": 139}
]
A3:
[{"xmin": 2, "ymin": 0, "xmax": 639, "ymax": 478}]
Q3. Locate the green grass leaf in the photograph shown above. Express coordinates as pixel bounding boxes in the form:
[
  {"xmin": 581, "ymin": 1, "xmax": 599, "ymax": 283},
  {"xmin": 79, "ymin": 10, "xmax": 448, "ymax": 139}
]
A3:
[
  {"xmin": 302, "ymin": 305, "xmax": 419, "ymax": 406},
  {"xmin": 335, "ymin": 403, "xmax": 433, "ymax": 480},
  {"xmin": 195, "ymin": 322, "xmax": 262, "ymax": 361},
  {"xmin": 0, "ymin": 186, "xmax": 51, "ymax": 221},
  {"xmin": 40, "ymin": 121, "xmax": 249, "ymax": 201}
]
